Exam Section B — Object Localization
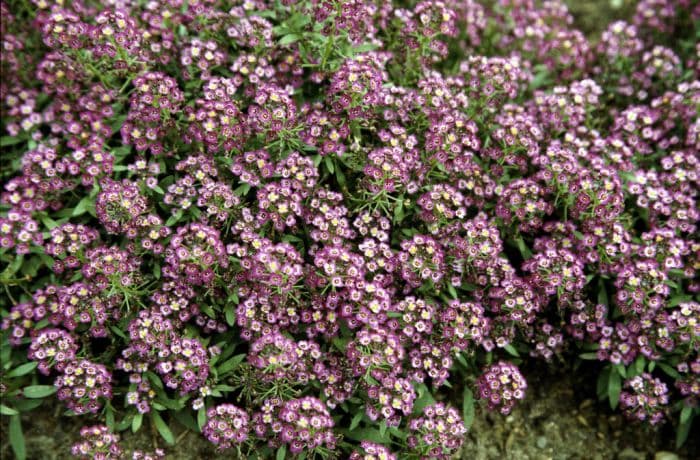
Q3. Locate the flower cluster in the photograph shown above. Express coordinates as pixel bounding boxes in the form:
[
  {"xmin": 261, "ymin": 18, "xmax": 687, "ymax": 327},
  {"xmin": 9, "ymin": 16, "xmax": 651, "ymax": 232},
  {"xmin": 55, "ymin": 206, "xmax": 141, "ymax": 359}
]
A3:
[
  {"xmin": 276, "ymin": 397, "xmax": 336, "ymax": 455},
  {"xmin": 202, "ymin": 404, "xmax": 250, "ymax": 450},
  {"xmin": 406, "ymin": 402, "xmax": 467, "ymax": 460},
  {"xmin": 28, "ymin": 328, "xmax": 78, "ymax": 375},
  {"xmin": 620, "ymin": 373, "xmax": 670, "ymax": 425},
  {"xmin": 55, "ymin": 359, "xmax": 113, "ymax": 415},
  {"xmin": 475, "ymin": 361, "xmax": 528, "ymax": 415},
  {"xmin": 71, "ymin": 425, "xmax": 122, "ymax": 460},
  {"xmin": 121, "ymin": 71, "xmax": 184, "ymax": 154},
  {"xmin": 164, "ymin": 223, "xmax": 227, "ymax": 286}
]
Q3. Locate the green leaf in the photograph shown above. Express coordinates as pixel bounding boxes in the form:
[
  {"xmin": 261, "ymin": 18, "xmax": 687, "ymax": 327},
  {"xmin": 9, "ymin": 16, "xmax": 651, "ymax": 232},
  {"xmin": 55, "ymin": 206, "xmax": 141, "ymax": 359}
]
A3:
[
  {"xmin": 446, "ymin": 283, "xmax": 457, "ymax": 299},
  {"xmin": 350, "ymin": 43, "xmax": 378, "ymax": 55},
  {"xmin": 413, "ymin": 383, "xmax": 436, "ymax": 414},
  {"xmin": 198, "ymin": 408, "xmax": 207, "ymax": 430},
  {"xmin": 614, "ymin": 363, "xmax": 626, "ymax": 378},
  {"xmin": 152, "ymin": 411, "xmax": 175, "ymax": 445},
  {"xmin": 0, "ymin": 136, "xmax": 23, "ymax": 147},
  {"xmin": 224, "ymin": 304, "xmax": 235, "ymax": 326},
  {"xmin": 514, "ymin": 237, "xmax": 532, "ymax": 259},
  {"xmin": 132, "ymin": 413, "xmax": 143, "ymax": 433},
  {"xmin": 462, "ymin": 387, "xmax": 475, "ymax": 429},
  {"xmin": 173, "ymin": 409, "xmax": 199, "ymax": 432},
  {"xmin": 105, "ymin": 404, "xmax": 115, "ymax": 430},
  {"xmin": 1, "ymin": 254, "xmax": 24, "ymax": 278},
  {"xmin": 579, "ymin": 352, "xmax": 598, "ymax": 360},
  {"xmin": 110, "ymin": 115, "xmax": 127, "ymax": 132},
  {"xmin": 632, "ymin": 356, "xmax": 645, "ymax": 376},
  {"xmin": 608, "ymin": 370, "xmax": 621, "ymax": 409},
  {"xmin": 349, "ymin": 411, "xmax": 363, "ymax": 431},
  {"xmin": 9, "ymin": 414, "xmax": 26, "ymax": 460},
  {"xmin": 110, "ymin": 325, "xmax": 128, "ymax": 341},
  {"xmin": 597, "ymin": 279, "xmax": 608, "ymax": 306},
  {"xmin": 1, "ymin": 404, "xmax": 19, "ymax": 415},
  {"xmin": 332, "ymin": 337, "xmax": 349, "ymax": 352},
  {"xmin": 676, "ymin": 407, "xmax": 694, "ymax": 448},
  {"xmin": 12, "ymin": 399, "xmax": 43, "ymax": 412},
  {"xmin": 23, "ymin": 385, "xmax": 56, "ymax": 398},
  {"xmin": 276, "ymin": 445, "xmax": 287, "ymax": 460},
  {"xmin": 217, "ymin": 354, "xmax": 246, "ymax": 375},
  {"xmin": 279, "ymin": 34, "xmax": 300, "ymax": 45},
  {"xmin": 323, "ymin": 156, "xmax": 335, "ymax": 174},
  {"xmin": 165, "ymin": 210, "xmax": 183, "ymax": 226},
  {"xmin": 233, "ymin": 184, "xmax": 251, "ymax": 197},
  {"xmin": 680, "ymin": 405, "xmax": 692, "ymax": 425},
  {"xmin": 597, "ymin": 367, "xmax": 610, "ymax": 400},
  {"xmin": 503, "ymin": 344, "xmax": 520, "ymax": 357},
  {"xmin": 393, "ymin": 199, "xmax": 404, "ymax": 223},
  {"xmin": 344, "ymin": 427, "xmax": 390, "ymax": 444},
  {"xmin": 657, "ymin": 362, "xmax": 681, "ymax": 379},
  {"xmin": 7, "ymin": 362, "xmax": 38, "ymax": 378},
  {"xmin": 72, "ymin": 196, "xmax": 95, "ymax": 217}
]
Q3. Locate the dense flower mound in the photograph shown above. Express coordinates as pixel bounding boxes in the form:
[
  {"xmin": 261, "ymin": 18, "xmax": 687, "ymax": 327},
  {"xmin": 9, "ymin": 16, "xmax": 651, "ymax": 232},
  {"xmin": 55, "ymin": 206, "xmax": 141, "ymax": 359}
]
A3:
[{"xmin": 0, "ymin": 0, "xmax": 699, "ymax": 458}]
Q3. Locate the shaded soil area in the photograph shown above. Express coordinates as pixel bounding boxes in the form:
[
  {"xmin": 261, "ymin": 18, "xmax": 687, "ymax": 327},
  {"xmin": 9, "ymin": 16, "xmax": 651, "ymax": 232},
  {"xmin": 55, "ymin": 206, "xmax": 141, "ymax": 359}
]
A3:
[{"xmin": 459, "ymin": 363, "xmax": 697, "ymax": 460}]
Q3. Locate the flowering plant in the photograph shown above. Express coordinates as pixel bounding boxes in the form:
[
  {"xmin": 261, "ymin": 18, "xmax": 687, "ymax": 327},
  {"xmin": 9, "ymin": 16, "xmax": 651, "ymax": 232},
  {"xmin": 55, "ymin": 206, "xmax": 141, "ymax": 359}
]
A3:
[{"xmin": 1, "ymin": 0, "xmax": 699, "ymax": 458}]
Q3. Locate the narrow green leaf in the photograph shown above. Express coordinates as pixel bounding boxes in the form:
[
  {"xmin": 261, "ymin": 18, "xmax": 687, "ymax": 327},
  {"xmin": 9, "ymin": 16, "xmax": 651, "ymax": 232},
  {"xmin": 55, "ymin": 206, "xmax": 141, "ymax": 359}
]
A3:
[
  {"xmin": 198, "ymin": 408, "xmax": 206, "ymax": 431},
  {"xmin": 132, "ymin": 413, "xmax": 143, "ymax": 433},
  {"xmin": 680, "ymin": 405, "xmax": 692, "ymax": 425},
  {"xmin": 323, "ymin": 156, "xmax": 335, "ymax": 174},
  {"xmin": 12, "ymin": 399, "xmax": 43, "ymax": 412},
  {"xmin": 72, "ymin": 197, "xmax": 94, "ymax": 217},
  {"xmin": 344, "ymin": 427, "xmax": 389, "ymax": 443},
  {"xmin": 608, "ymin": 370, "xmax": 621, "ymax": 409},
  {"xmin": 105, "ymin": 405, "xmax": 115, "ymax": 430},
  {"xmin": 597, "ymin": 367, "xmax": 610, "ymax": 400},
  {"xmin": 276, "ymin": 445, "xmax": 287, "ymax": 460},
  {"xmin": 657, "ymin": 362, "xmax": 680, "ymax": 379},
  {"xmin": 462, "ymin": 387, "xmax": 475, "ymax": 429},
  {"xmin": 23, "ymin": 385, "xmax": 56, "ymax": 398},
  {"xmin": 349, "ymin": 411, "xmax": 363, "ymax": 431},
  {"xmin": 217, "ymin": 354, "xmax": 246, "ymax": 375},
  {"xmin": 9, "ymin": 415, "xmax": 26, "ymax": 460},
  {"xmin": 110, "ymin": 326, "xmax": 128, "ymax": 341},
  {"xmin": 514, "ymin": 237, "xmax": 532, "ymax": 259},
  {"xmin": 579, "ymin": 352, "xmax": 598, "ymax": 360},
  {"xmin": 7, "ymin": 362, "xmax": 38, "ymax": 378},
  {"xmin": 614, "ymin": 363, "xmax": 626, "ymax": 378},
  {"xmin": 152, "ymin": 411, "xmax": 175, "ymax": 445},
  {"xmin": 1, "ymin": 136, "xmax": 22, "ymax": 147},
  {"xmin": 597, "ymin": 279, "xmax": 608, "ymax": 306},
  {"xmin": 173, "ymin": 409, "xmax": 199, "ymax": 432},
  {"xmin": 413, "ymin": 383, "xmax": 436, "ymax": 413},
  {"xmin": 633, "ymin": 356, "xmax": 645, "ymax": 376},
  {"xmin": 279, "ymin": 34, "xmax": 300, "ymax": 45},
  {"xmin": 1, "ymin": 404, "xmax": 19, "ymax": 415},
  {"xmin": 676, "ymin": 409, "xmax": 693, "ymax": 449},
  {"xmin": 110, "ymin": 115, "xmax": 127, "ymax": 132},
  {"xmin": 1, "ymin": 254, "xmax": 24, "ymax": 278},
  {"xmin": 225, "ymin": 304, "xmax": 235, "ymax": 327},
  {"xmin": 446, "ymin": 283, "xmax": 458, "ymax": 299},
  {"xmin": 503, "ymin": 344, "xmax": 520, "ymax": 357}
]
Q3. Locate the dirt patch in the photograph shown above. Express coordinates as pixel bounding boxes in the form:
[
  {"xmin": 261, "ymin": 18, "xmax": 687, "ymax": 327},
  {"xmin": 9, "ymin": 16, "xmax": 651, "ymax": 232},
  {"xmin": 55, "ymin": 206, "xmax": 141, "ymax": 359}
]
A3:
[{"xmin": 460, "ymin": 363, "xmax": 697, "ymax": 460}]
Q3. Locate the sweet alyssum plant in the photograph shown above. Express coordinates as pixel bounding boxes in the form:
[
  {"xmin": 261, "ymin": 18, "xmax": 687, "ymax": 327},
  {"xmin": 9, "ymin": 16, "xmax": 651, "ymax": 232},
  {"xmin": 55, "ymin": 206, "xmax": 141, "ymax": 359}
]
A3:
[{"xmin": 1, "ymin": 0, "xmax": 699, "ymax": 459}]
